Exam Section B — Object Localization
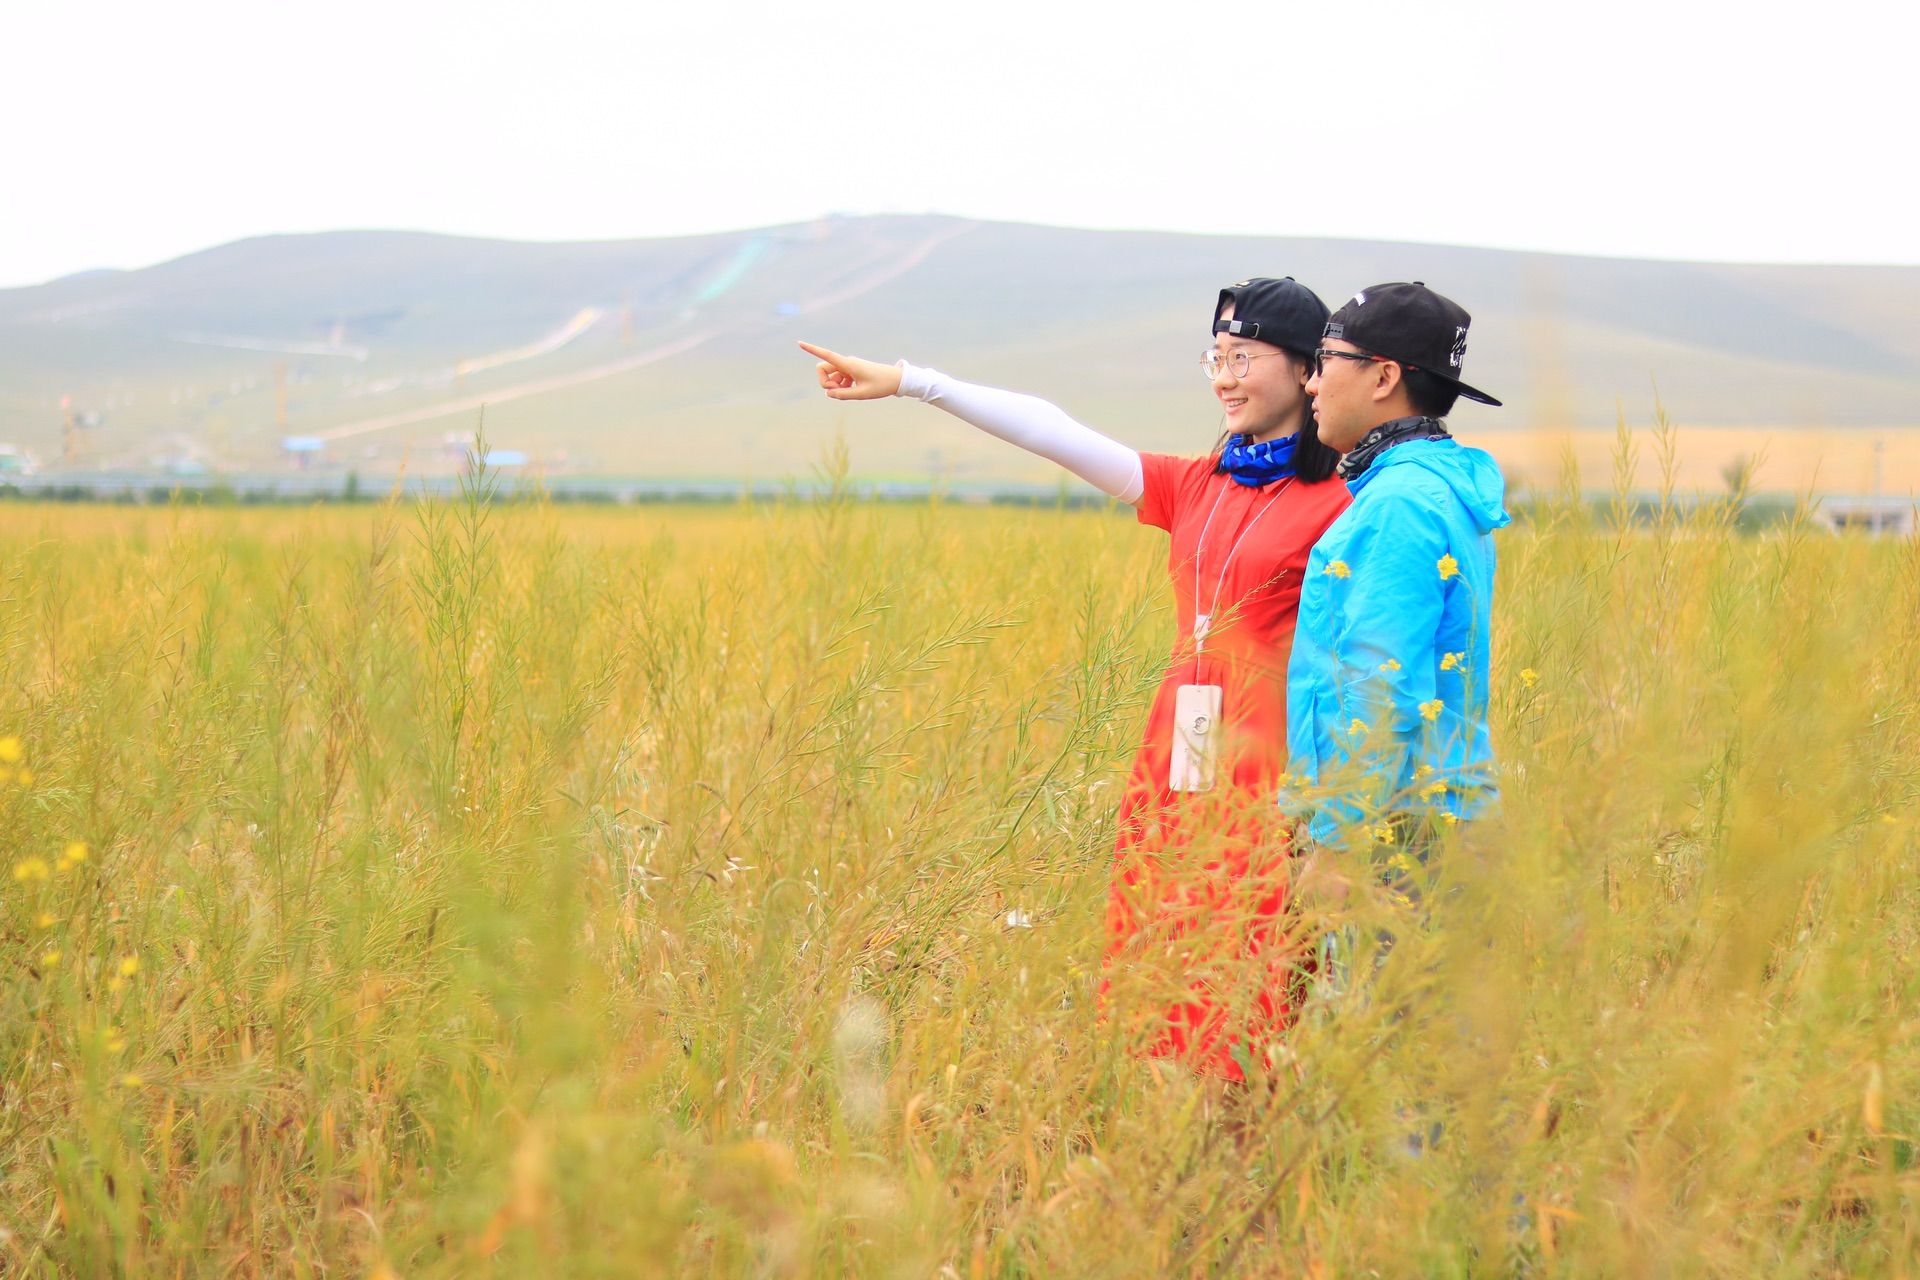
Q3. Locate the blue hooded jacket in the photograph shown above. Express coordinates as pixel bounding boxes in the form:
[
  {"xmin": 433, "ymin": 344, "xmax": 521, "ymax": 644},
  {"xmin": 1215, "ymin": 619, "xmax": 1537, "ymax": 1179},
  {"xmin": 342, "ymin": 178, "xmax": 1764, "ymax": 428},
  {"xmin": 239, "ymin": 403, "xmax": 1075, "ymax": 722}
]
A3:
[{"xmin": 1284, "ymin": 438, "xmax": 1510, "ymax": 846}]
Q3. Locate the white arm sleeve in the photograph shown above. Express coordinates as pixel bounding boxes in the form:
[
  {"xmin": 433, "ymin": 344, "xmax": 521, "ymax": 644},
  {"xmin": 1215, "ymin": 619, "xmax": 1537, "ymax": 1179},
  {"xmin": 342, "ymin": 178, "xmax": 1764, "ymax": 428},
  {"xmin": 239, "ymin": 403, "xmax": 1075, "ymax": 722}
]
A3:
[{"xmin": 896, "ymin": 363, "xmax": 1145, "ymax": 505}]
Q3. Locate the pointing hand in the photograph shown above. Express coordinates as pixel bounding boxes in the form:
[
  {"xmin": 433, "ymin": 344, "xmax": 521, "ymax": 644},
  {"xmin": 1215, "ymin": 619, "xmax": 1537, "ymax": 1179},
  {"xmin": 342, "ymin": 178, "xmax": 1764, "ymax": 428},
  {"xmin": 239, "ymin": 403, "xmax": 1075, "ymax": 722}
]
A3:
[{"xmin": 798, "ymin": 341, "xmax": 902, "ymax": 400}]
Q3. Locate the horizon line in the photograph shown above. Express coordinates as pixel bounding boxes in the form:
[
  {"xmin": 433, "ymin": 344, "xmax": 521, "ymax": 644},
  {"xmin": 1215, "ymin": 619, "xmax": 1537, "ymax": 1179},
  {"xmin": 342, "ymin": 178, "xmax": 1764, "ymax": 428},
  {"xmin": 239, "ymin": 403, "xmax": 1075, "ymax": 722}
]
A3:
[{"xmin": 9, "ymin": 211, "xmax": 1918, "ymax": 292}]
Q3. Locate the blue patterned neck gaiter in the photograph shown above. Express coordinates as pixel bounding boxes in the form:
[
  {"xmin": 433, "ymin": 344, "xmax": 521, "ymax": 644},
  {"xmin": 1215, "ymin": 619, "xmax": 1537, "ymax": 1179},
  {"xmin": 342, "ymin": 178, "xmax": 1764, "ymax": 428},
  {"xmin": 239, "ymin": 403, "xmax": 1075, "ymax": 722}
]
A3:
[{"xmin": 1216, "ymin": 432, "xmax": 1299, "ymax": 487}]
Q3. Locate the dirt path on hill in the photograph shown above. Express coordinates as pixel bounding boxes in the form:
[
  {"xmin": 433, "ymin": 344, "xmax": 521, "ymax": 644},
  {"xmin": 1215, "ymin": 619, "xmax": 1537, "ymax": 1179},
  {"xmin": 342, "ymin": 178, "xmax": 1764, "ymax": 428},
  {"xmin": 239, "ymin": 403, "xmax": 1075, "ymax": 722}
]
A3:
[{"xmin": 313, "ymin": 221, "xmax": 978, "ymax": 444}]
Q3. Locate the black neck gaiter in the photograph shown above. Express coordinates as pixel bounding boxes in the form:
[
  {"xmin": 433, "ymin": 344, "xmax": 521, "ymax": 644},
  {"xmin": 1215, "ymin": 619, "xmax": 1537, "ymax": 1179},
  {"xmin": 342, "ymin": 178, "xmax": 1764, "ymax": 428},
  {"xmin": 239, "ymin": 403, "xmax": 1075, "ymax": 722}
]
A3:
[{"xmin": 1337, "ymin": 415, "xmax": 1452, "ymax": 482}]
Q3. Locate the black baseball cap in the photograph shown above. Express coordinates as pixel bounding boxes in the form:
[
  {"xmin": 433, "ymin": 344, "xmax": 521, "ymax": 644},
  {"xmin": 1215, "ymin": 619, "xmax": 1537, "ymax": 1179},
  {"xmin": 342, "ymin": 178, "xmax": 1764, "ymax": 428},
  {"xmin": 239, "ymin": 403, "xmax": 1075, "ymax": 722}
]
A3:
[
  {"xmin": 1322, "ymin": 282, "xmax": 1502, "ymax": 407},
  {"xmin": 1212, "ymin": 276, "xmax": 1328, "ymax": 355}
]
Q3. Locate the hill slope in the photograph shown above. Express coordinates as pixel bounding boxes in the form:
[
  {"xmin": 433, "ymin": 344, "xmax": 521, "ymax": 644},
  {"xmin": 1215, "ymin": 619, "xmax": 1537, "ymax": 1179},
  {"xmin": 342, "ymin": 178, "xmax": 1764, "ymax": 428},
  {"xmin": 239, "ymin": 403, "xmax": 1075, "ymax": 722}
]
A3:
[{"xmin": 3, "ymin": 216, "xmax": 1915, "ymax": 481}]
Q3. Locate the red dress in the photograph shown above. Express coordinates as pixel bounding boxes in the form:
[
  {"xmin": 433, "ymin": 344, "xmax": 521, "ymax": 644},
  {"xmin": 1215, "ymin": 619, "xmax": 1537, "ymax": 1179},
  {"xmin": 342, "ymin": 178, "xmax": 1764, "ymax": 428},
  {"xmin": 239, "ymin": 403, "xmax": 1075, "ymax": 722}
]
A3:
[{"xmin": 1102, "ymin": 452, "xmax": 1352, "ymax": 1080}]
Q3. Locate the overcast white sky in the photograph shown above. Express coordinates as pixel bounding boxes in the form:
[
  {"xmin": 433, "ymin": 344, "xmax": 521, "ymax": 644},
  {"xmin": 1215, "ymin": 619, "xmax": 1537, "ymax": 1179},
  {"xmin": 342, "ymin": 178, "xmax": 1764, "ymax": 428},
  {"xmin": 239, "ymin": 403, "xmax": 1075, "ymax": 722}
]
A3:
[{"xmin": 4, "ymin": 0, "xmax": 1913, "ymax": 289}]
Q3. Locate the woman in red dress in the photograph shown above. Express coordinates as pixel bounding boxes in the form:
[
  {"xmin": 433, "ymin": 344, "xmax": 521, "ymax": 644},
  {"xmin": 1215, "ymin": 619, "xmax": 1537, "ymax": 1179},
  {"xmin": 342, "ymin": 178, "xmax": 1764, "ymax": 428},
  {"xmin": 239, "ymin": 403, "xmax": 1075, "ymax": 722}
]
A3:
[{"xmin": 799, "ymin": 277, "xmax": 1350, "ymax": 1081}]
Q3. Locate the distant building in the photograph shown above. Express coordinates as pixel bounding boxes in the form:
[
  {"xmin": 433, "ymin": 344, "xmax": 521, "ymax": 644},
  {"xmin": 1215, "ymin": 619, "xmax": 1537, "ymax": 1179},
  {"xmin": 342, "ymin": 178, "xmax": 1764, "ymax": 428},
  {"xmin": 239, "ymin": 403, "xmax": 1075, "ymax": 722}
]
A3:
[
  {"xmin": 282, "ymin": 436, "xmax": 326, "ymax": 471},
  {"xmin": 1817, "ymin": 496, "xmax": 1917, "ymax": 536},
  {"xmin": 0, "ymin": 445, "xmax": 40, "ymax": 476}
]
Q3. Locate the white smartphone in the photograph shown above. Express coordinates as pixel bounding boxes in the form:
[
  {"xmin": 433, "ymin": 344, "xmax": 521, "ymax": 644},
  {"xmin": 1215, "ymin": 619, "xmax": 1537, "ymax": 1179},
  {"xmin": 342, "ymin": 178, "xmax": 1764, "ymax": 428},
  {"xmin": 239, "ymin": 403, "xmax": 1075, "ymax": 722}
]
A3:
[{"xmin": 1169, "ymin": 683, "xmax": 1223, "ymax": 793}]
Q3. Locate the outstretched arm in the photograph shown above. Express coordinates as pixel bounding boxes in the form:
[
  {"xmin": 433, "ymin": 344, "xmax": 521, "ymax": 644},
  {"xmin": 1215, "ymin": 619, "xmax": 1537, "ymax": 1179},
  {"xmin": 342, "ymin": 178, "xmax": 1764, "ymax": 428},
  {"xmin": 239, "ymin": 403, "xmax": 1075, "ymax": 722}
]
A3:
[{"xmin": 799, "ymin": 341, "xmax": 1145, "ymax": 505}]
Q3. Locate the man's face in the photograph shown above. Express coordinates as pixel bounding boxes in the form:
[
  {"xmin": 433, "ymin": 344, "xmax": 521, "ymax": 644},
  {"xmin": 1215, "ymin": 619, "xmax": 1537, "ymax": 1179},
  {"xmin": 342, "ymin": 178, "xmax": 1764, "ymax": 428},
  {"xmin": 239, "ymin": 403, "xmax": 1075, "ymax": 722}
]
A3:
[{"xmin": 1306, "ymin": 338, "xmax": 1392, "ymax": 453}]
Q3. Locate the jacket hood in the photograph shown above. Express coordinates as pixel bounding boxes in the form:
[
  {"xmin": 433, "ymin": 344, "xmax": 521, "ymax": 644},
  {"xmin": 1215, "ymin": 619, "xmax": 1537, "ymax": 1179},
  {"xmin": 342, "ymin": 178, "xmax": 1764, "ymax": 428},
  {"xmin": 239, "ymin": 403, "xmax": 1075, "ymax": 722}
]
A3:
[{"xmin": 1350, "ymin": 438, "xmax": 1511, "ymax": 533}]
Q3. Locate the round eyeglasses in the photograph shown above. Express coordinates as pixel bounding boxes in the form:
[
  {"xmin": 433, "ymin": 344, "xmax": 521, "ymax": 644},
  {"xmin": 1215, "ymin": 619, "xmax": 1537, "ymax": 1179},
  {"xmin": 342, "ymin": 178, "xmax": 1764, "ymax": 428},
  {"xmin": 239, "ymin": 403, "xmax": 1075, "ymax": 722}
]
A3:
[{"xmin": 1200, "ymin": 348, "xmax": 1294, "ymax": 381}]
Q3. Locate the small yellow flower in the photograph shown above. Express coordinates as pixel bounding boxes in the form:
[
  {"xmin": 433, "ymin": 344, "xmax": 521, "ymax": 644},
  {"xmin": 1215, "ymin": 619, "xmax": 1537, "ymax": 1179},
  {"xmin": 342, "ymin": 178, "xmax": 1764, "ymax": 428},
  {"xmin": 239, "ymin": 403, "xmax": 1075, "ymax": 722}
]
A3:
[
  {"xmin": 34, "ymin": 912, "xmax": 55, "ymax": 929},
  {"xmin": 1520, "ymin": 668, "xmax": 1540, "ymax": 688},
  {"xmin": 1371, "ymin": 824, "xmax": 1395, "ymax": 845},
  {"xmin": 12, "ymin": 857, "xmax": 51, "ymax": 883},
  {"xmin": 1378, "ymin": 658, "xmax": 1402, "ymax": 672},
  {"xmin": 59, "ymin": 842, "xmax": 89, "ymax": 869},
  {"xmin": 118, "ymin": 956, "xmax": 140, "ymax": 978},
  {"xmin": 107, "ymin": 977, "xmax": 127, "ymax": 994},
  {"xmin": 1440, "ymin": 651, "xmax": 1465, "ymax": 672},
  {"xmin": 1881, "ymin": 814, "xmax": 1898, "ymax": 825},
  {"xmin": 121, "ymin": 1074, "xmax": 144, "ymax": 1088},
  {"xmin": 0, "ymin": 736, "xmax": 22, "ymax": 764},
  {"xmin": 14, "ymin": 769, "xmax": 29, "ymax": 787},
  {"xmin": 1440, "ymin": 812, "xmax": 1461, "ymax": 826},
  {"xmin": 40, "ymin": 949, "xmax": 61, "ymax": 966},
  {"xmin": 1418, "ymin": 699, "xmax": 1444, "ymax": 722},
  {"xmin": 1324, "ymin": 560, "xmax": 1351, "ymax": 579},
  {"xmin": 1436, "ymin": 554, "xmax": 1460, "ymax": 581},
  {"xmin": 105, "ymin": 1030, "xmax": 126, "ymax": 1053},
  {"xmin": 1413, "ymin": 764, "xmax": 1434, "ymax": 780},
  {"xmin": 1421, "ymin": 780, "xmax": 1449, "ymax": 798},
  {"xmin": 1348, "ymin": 718, "xmax": 1369, "ymax": 738}
]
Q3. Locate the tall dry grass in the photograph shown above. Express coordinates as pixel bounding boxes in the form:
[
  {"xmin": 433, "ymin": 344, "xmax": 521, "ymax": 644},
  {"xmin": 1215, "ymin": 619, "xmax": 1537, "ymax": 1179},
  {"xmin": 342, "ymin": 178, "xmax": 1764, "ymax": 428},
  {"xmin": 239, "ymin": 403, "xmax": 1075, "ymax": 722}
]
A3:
[{"xmin": 2, "ymin": 439, "xmax": 1917, "ymax": 1277}]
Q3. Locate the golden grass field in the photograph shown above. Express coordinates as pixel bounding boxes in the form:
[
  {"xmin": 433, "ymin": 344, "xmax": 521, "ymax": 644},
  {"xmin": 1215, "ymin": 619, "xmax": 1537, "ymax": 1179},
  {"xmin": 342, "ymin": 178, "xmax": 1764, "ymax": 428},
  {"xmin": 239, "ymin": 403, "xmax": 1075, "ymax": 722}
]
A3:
[
  {"xmin": 1491, "ymin": 425, "xmax": 1920, "ymax": 497},
  {"xmin": 2, "ymin": 451, "xmax": 1917, "ymax": 1277}
]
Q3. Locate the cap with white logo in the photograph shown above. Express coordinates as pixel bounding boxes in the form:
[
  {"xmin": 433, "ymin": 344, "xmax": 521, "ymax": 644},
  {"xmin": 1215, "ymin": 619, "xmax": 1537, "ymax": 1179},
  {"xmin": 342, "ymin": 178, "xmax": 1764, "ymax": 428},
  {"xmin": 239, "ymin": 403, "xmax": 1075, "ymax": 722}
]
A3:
[{"xmin": 1322, "ymin": 281, "xmax": 1501, "ymax": 407}]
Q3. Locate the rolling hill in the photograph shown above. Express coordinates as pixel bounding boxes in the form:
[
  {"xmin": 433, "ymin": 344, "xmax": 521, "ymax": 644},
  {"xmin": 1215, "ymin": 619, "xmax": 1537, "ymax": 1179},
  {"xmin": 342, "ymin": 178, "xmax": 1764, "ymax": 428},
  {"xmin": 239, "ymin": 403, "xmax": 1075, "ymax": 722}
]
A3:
[{"xmin": 3, "ymin": 215, "xmax": 1915, "ymax": 487}]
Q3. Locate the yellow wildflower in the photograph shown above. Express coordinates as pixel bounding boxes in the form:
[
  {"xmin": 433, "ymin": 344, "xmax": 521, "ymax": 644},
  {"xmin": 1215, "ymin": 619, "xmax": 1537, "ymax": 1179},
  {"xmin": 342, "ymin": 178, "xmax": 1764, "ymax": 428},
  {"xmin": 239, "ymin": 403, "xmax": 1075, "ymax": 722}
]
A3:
[
  {"xmin": 1371, "ymin": 824, "xmax": 1395, "ymax": 845},
  {"xmin": 1436, "ymin": 554, "xmax": 1460, "ymax": 580},
  {"xmin": 16, "ymin": 768, "xmax": 32, "ymax": 786},
  {"xmin": 12, "ymin": 857, "xmax": 51, "ymax": 883},
  {"xmin": 1520, "ymin": 668, "xmax": 1540, "ymax": 688},
  {"xmin": 1413, "ymin": 763, "xmax": 1433, "ymax": 779},
  {"xmin": 1378, "ymin": 658, "xmax": 1402, "ymax": 672},
  {"xmin": 1348, "ymin": 718, "xmax": 1369, "ymax": 738},
  {"xmin": 1440, "ymin": 812, "xmax": 1461, "ymax": 826},
  {"xmin": 105, "ymin": 1030, "xmax": 126, "ymax": 1053},
  {"xmin": 118, "ymin": 956, "xmax": 140, "ymax": 978},
  {"xmin": 121, "ymin": 1074, "xmax": 144, "ymax": 1089},
  {"xmin": 60, "ymin": 842, "xmax": 88, "ymax": 869},
  {"xmin": 1422, "ymin": 780, "xmax": 1449, "ymax": 798},
  {"xmin": 34, "ymin": 911, "xmax": 54, "ymax": 929},
  {"xmin": 1324, "ymin": 560, "xmax": 1351, "ymax": 579},
  {"xmin": 40, "ymin": 949, "xmax": 60, "ymax": 966},
  {"xmin": 1440, "ymin": 651, "xmax": 1465, "ymax": 671},
  {"xmin": 0, "ymin": 736, "xmax": 21, "ymax": 764},
  {"xmin": 1418, "ymin": 699, "xmax": 1444, "ymax": 722}
]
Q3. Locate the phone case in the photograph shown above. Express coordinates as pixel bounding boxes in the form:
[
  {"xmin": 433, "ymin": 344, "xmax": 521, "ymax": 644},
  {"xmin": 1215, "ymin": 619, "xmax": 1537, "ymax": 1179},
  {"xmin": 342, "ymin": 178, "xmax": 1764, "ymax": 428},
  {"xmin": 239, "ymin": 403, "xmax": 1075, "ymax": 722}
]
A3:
[{"xmin": 1169, "ymin": 683, "xmax": 1223, "ymax": 792}]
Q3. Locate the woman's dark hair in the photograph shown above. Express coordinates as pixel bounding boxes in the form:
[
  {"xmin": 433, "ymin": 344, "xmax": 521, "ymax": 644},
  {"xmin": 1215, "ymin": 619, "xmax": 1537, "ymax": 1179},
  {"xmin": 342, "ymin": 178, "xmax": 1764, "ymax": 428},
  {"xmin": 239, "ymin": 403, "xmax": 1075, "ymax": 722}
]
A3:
[
  {"xmin": 1210, "ymin": 348, "xmax": 1341, "ymax": 483},
  {"xmin": 1401, "ymin": 366, "xmax": 1461, "ymax": 419},
  {"xmin": 1289, "ymin": 365, "xmax": 1342, "ymax": 482}
]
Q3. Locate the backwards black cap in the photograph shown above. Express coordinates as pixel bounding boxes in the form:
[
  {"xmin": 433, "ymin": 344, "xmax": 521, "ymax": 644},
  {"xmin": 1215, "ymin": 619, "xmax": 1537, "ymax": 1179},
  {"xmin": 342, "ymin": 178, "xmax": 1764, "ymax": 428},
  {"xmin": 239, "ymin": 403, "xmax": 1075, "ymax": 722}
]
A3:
[
  {"xmin": 1323, "ymin": 282, "xmax": 1502, "ymax": 407},
  {"xmin": 1213, "ymin": 276, "xmax": 1328, "ymax": 355}
]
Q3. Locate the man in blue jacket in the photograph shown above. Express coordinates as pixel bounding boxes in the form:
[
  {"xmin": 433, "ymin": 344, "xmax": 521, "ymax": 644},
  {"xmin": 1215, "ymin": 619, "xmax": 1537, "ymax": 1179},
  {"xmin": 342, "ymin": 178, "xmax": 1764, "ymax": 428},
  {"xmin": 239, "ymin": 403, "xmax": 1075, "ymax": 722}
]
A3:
[{"xmin": 1285, "ymin": 282, "xmax": 1510, "ymax": 856}]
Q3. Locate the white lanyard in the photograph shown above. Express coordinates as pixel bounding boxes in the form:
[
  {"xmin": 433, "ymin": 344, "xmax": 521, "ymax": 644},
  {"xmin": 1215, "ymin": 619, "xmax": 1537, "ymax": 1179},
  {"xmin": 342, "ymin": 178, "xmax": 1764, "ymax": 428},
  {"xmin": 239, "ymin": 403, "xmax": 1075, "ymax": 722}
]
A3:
[{"xmin": 1190, "ymin": 474, "xmax": 1294, "ymax": 653}]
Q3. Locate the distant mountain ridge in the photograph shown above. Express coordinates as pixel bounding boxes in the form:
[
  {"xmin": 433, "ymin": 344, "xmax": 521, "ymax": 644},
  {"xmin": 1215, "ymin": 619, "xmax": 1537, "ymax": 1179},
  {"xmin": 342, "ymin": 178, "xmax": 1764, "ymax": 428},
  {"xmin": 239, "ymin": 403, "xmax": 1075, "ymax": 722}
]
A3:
[{"xmin": 2, "ymin": 215, "xmax": 1915, "ymax": 480}]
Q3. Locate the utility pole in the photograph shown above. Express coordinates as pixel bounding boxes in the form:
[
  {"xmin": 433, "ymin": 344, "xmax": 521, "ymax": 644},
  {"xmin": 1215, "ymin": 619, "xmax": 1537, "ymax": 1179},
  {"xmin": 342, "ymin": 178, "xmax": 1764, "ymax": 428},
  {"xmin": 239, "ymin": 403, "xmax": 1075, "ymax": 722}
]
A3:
[{"xmin": 1872, "ymin": 436, "xmax": 1886, "ymax": 535}]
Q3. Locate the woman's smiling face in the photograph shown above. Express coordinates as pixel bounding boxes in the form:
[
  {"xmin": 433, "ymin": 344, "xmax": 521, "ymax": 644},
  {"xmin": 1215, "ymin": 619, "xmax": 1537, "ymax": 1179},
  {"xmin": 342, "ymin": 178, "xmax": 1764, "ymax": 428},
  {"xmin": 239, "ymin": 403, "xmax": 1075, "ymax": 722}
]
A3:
[{"xmin": 1209, "ymin": 305, "xmax": 1309, "ymax": 443}]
